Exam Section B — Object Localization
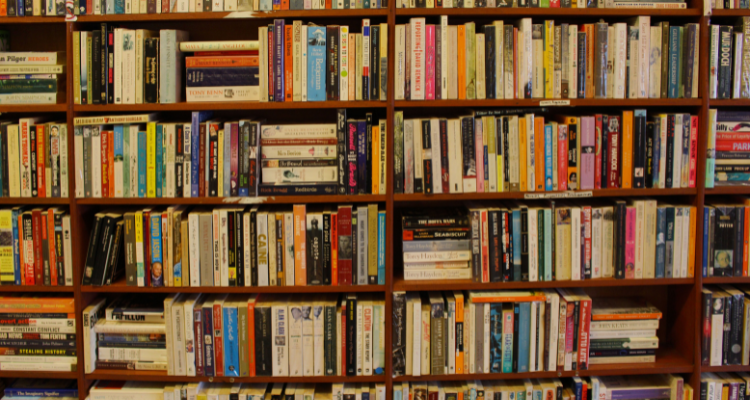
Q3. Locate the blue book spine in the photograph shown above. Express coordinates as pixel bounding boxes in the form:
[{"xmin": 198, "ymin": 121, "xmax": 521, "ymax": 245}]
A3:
[
  {"xmin": 512, "ymin": 210, "xmax": 521, "ymax": 281},
  {"xmin": 5, "ymin": 390, "xmax": 78, "ymax": 398},
  {"xmin": 484, "ymin": 145, "xmax": 489, "ymax": 183},
  {"xmin": 191, "ymin": 111, "xmax": 212, "ymax": 197},
  {"xmin": 357, "ymin": 121, "xmax": 367, "ymax": 191},
  {"xmin": 274, "ymin": 19, "xmax": 285, "ymax": 102},
  {"xmin": 202, "ymin": 306, "xmax": 215, "ymax": 377},
  {"xmin": 223, "ymin": 123, "xmax": 231, "ymax": 197},
  {"xmin": 138, "ymin": 131, "xmax": 147, "ymax": 198},
  {"xmin": 703, "ymin": 207, "xmax": 710, "ymax": 277},
  {"xmin": 155, "ymin": 125, "xmax": 163, "ymax": 198},
  {"xmin": 517, "ymin": 302, "xmax": 530, "ymax": 372},
  {"xmin": 16, "ymin": 0, "xmax": 22, "ymax": 15},
  {"xmin": 656, "ymin": 207, "xmax": 666, "ymax": 278},
  {"xmin": 11, "ymin": 208, "xmax": 19, "ymax": 286},
  {"xmin": 665, "ymin": 207, "xmax": 675, "ymax": 278},
  {"xmin": 223, "ymin": 305, "xmax": 239, "ymax": 376},
  {"xmin": 502, "ymin": 307, "xmax": 513, "ymax": 373},
  {"xmin": 544, "ymin": 125, "xmax": 553, "ymax": 191},
  {"xmin": 394, "ymin": 388, "xmax": 402, "ymax": 400},
  {"xmin": 668, "ymin": 26, "xmax": 680, "ymax": 98},
  {"xmin": 573, "ymin": 381, "xmax": 582, "ymax": 400},
  {"xmin": 150, "ymin": 214, "xmax": 163, "ymax": 287},
  {"xmin": 185, "ymin": 67, "xmax": 260, "ymax": 87},
  {"xmin": 362, "ymin": 392, "xmax": 369, "ymax": 400},
  {"xmin": 307, "ymin": 26, "xmax": 327, "ymax": 101},
  {"xmin": 114, "ymin": 0, "xmax": 124, "ymax": 13},
  {"xmin": 651, "ymin": 118, "xmax": 661, "ymax": 188},
  {"xmin": 490, "ymin": 303, "xmax": 503, "ymax": 373},
  {"xmin": 544, "ymin": 209, "xmax": 552, "ymax": 281},
  {"xmin": 377, "ymin": 211, "xmax": 385, "ymax": 285}
]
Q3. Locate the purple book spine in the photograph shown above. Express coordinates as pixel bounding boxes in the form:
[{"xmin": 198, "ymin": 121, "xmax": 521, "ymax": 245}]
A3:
[
  {"xmin": 274, "ymin": 19, "xmax": 285, "ymax": 103},
  {"xmin": 230, "ymin": 123, "xmax": 239, "ymax": 196},
  {"xmin": 347, "ymin": 121, "xmax": 358, "ymax": 194},
  {"xmin": 610, "ymin": 388, "xmax": 671, "ymax": 400},
  {"xmin": 580, "ymin": 116, "xmax": 595, "ymax": 190}
]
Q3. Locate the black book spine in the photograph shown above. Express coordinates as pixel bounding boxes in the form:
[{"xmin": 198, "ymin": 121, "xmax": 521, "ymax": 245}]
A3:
[
  {"xmin": 392, "ymin": 292, "xmax": 406, "ymax": 377},
  {"xmin": 82, "ymin": 215, "xmax": 103, "ymax": 285},
  {"xmin": 144, "ymin": 38, "xmax": 159, "ymax": 104},
  {"xmin": 235, "ymin": 212, "xmax": 244, "ymax": 287},
  {"xmin": 345, "ymin": 296, "xmax": 357, "ymax": 376},
  {"xmin": 208, "ymin": 124, "xmax": 219, "ymax": 197},
  {"xmin": 324, "ymin": 304, "xmax": 336, "ymax": 375},
  {"xmin": 701, "ymin": 289, "xmax": 713, "ymax": 366},
  {"xmin": 422, "ymin": 119, "xmax": 432, "ymax": 194},
  {"xmin": 363, "ymin": 113, "xmax": 373, "ymax": 194},
  {"xmin": 91, "ymin": 31, "xmax": 101, "ymax": 105},
  {"xmin": 645, "ymin": 120, "xmax": 655, "ymax": 189},
  {"xmin": 512, "ymin": 303, "xmax": 520, "ymax": 371},
  {"xmin": 238, "ymin": 122, "xmax": 248, "ymax": 197},
  {"xmin": 577, "ymin": 32, "xmax": 586, "ymax": 99},
  {"xmin": 249, "ymin": 209, "xmax": 258, "ymax": 286},
  {"xmin": 736, "ymin": 206, "xmax": 745, "ymax": 278},
  {"xmin": 351, "ymin": 211, "xmax": 357, "ymax": 284},
  {"xmin": 0, "ymin": 124, "xmax": 8, "ymax": 197},
  {"xmin": 337, "ymin": 109, "xmax": 348, "ymax": 195},
  {"xmin": 371, "ymin": 26, "xmax": 380, "ymax": 101},
  {"xmin": 485, "ymin": 25, "xmax": 495, "ymax": 100},
  {"xmin": 600, "ymin": 116, "xmax": 609, "ymax": 189},
  {"xmin": 322, "ymin": 212, "xmax": 331, "ymax": 285},
  {"xmin": 502, "ymin": 211, "xmax": 511, "ymax": 282},
  {"xmin": 439, "ymin": 119, "xmax": 449, "ymax": 193},
  {"xmin": 92, "ymin": 216, "xmax": 114, "ymax": 286},
  {"xmin": 718, "ymin": 26, "xmax": 734, "ymax": 99},
  {"xmin": 729, "ymin": 291, "xmax": 744, "ymax": 365},
  {"xmin": 394, "ymin": 112, "xmax": 404, "ymax": 193},
  {"xmin": 633, "ymin": 113, "xmax": 645, "ymax": 188},
  {"xmin": 107, "ymin": 27, "xmax": 115, "ymax": 104},
  {"xmin": 105, "ymin": 221, "xmax": 124, "ymax": 285},
  {"xmin": 347, "ymin": 120, "xmax": 358, "ymax": 194},
  {"xmin": 54, "ymin": 212, "xmax": 64, "ymax": 285},
  {"xmin": 520, "ymin": 207, "xmax": 529, "ymax": 281},
  {"xmin": 461, "ymin": 117, "xmax": 475, "ymax": 193},
  {"xmin": 470, "ymin": 209, "xmax": 481, "ymax": 282},
  {"xmin": 24, "ymin": 0, "xmax": 31, "ymax": 18},
  {"xmin": 488, "ymin": 210, "xmax": 501, "ymax": 282},
  {"xmin": 275, "ymin": 216, "xmax": 283, "ymax": 286},
  {"xmin": 175, "ymin": 125, "xmax": 184, "ymax": 198},
  {"xmin": 614, "ymin": 202, "xmax": 626, "ymax": 279},
  {"xmin": 723, "ymin": 295, "xmax": 733, "ymax": 365},
  {"xmin": 100, "ymin": 24, "xmax": 108, "ymax": 104},
  {"xmin": 327, "ymin": 26, "xmax": 339, "ymax": 101},
  {"xmin": 227, "ymin": 211, "xmax": 236, "ymax": 286},
  {"xmin": 254, "ymin": 306, "xmax": 272, "ymax": 376},
  {"xmin": 665, "ymin": 115, "xmax": 675, "ymax": 189}
]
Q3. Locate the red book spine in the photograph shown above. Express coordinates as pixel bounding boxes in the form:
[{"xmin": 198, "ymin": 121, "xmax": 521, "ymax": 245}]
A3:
[
  {"xmin": 194, "ymin": 305, "xmax": 204, "ymax": 376},
  {"xmin": 425, "ymin": 25, "xmax": 435, "ymax": 101},
  {"xmin": 594, "ymin": 115, "xmax": 602, "ymax": 190},
  {"xmin": 36, "ymin": 125, "xmax": 45, "ymax": 198},
  {"xmin": 284, "ymin": 25, "xmax": 293, "ymax": 100},
  {"xmin": 40, "ymin": 212, "xmax": 48, "ymax": 285},
  {"xmin": 558, "ymin": 125, "xmax": 567, "ymax": 191},
  {"xmin": 325, "ymin": 0, "xmax": 331, "ymax": 7},
  {"xmin": 337, "ymin": 206, "xmax": 352, "ymax": 285},
  {"xmin": 577, "ymin": 297, "xmax": 591, "ymax": 370},
  {"xmin": 689, "ymin": 116, "xmax": 698, "ymax": 188},
  {"xmin": 247, "ymin": 299, "xmax": 256, "ymax": 377},
  {"xmin": 331, "ymin": 213, "xmax": 338, "ymax": 286},
  {"xmin": 199, "ymin": 123, "xmax": 207, "ymax": 198},
  {"xmin": 607, "ymin": 116, "xmax": 621, "ymax": 189},
  {"xmin": 550, "ymin": 0, "xmax": 560, "ymax": 6},
  {"xmin": 101, "ymin": 131, "xmax": 109, "ymax": 198},
  {"xmin": 108, "ymin": 131, "xmax": 115, "ymax": 197},
  {"xmin": 31, "ymin": 210, "xmax": 43, "ymax": 285},
  {"xmin": 162, "ymin": 0, "xmax": 169, "ymax": 13},
  {"xmin": 715, "ymin": 141, "xmax": 750, "ymax": 151},
  {"xmin": 144, "ymin": 211, "xmax": 152, "ymax": 287},
  {"xmin": 47, "ymin": 210, "xmax": 57, "ymax": 286},
  {"xmin": 716, "ymin": 132, "xmax": 750, "ymax": 141},
  {"xmin": 213, "ymin": 302, "xmax": 224, "ymax": 376}
]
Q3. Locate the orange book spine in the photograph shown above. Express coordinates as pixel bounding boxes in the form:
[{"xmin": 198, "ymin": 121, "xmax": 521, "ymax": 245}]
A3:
[
  {"xmin": 372, "ymin": 126, "xmax": 380, "ymax": 195},
  {"xmin": 36, "ymin": 125, "xmax": 46, "ymax": 198},
  {"xmin": 331, "ymin": 212, "xmax": 338, "ymax": 286},
  {"xmin": 284, "ymin": 25, "xmax": 293, "ymax": 101},
  {"xmin": 454, "ymin": 294, "xmax": 464, "ymax": 373},
  {"xmin": 185, "ymin": 56, "xmax": 259, "ymax": 68},
  {"xmin": 519, "ymin": 116, "xmax": 527, "ymax": 192},
  {"xmin": 293, "ymin": 204, "xmax": 307, "ymax": 286},
  {"xmin": 0, "ymin": 300, "xmax": 75, "ymax": 313},
  {"xmin": 457, "ymin": 25, "xmax": 466, "ymax": 100},
  {"xmin": 280, "ymin": 0, "xmax": 289, "ymax": 10},
  {"xmin": 591, "ymin": 312, "xmax": 663, "ymax": 321},
  {"xmin": 247, "ymin": 298, "xmax": 256, "ymax": 376},
  {"xmin": 688, "ymin": 206, "xmax": 696, "ymax": 278},
  {"xmin": 621, "ymin": 111, "xmax": 633, "ymax": 189},
  {"xmin": 535, "ymin": 116, "xmax": 545, "ymax": 191},
  {"xmin": 0, "ymin": 0, "xmax": 7, "ymax": 16},
  {"xmin": 325, "ymin": 0, "xmax": 331, "ymax": 8}
]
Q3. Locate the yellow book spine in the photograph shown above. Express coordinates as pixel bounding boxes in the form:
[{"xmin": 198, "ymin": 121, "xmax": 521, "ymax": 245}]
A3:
[
  {"xmin": 372, "ymin": 126, "xmax": 380, "ymax": 195},
  {"xmin": 73, "ymin": 32, "xmax": 81, "ymax": 105},
  {"xmin": 218, "ymin": 129, "xmax": 224, "ymax": 196},
  {"xmin": 544, "ymin": 21, "xmax": 554, "ymax": 99},
  {"xmin": 146, "ymin": 122, "xmax": 156, "ymax": 198},
  {"xmin": 458, "ymin": 25, "xmax": 466, "ymax": 101},
  {"xmin": 487, "ymin": 116, "xmax": 496, "ymax": 193},
  {"xmin": 135, "ymin": 210, "xmax": 144, "ymax": 286},
  {"xmin": 519, "ymin": 116, "xmax": 527, "ymax": 193},
  {"xmin": 688, "ymin": 206, "xmax": 696, "ymax": 278},
  {"xmin": 535, "ymin": 116, "xmax": 545, "ymax": 191},
  {"xmin": 621, "ymin": 111, "xmax": 633, "ymax": 189},
  {"xmin": 0, "ymin": 210, "xmax": 13, "ymax": 284}
]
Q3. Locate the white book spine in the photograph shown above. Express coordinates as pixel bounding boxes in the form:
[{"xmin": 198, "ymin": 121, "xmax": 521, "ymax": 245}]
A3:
[
  {"xmin": 284, "ymin": 213, "xmax": 295, "ymax": 286},
  {"xmin": 130, "ymin": 125, "xmax": 139, "ymax": 197},
  {"xmin": 529, "ymin": 301, "xmax": 537, "ymax": 371},
  {"xmin": 638, "ymin": 17, "xmax": 651, "ymax": 99},
  {"xmin": 363, "ymin": 302, "xmax": 374, "ymax": 376},
  {"xmin": 114, "ymin": 29, "xmax": 123, "ymax": 104},
  {"xmin": 243, "ymin": 212, "xmax": 252, "ymax": 287},
  {"xmin": 441, "ymin": 16, "xmax": 449, "ymax": 99},
  {"xmin": 289, "ymin": 303, "xmax": 303, "ymax": 376},
  {"xmin": 643, "ymin": 200, "xmax": 657, "ymax": 279},
  {"xmin": 681, "ymin": 207, "xmax": 690, "ymax": 278},
  {"xmin": 673, "ymin": 207, "xmax": 684, "ymax": 279},
  {"xmin": 547, "ymin": 294, "xmax": 559, "ymax": 371},
  {"xmin": 634, "ymin": 201, "xmax": 645, "ymax": 279},
  {"xmin": 613, "ymin": 23, "xmax": 627, "ymax": 99},
  {"xmin": 483, "ymin": 302, "xmax": 490, "ymax": 373},
  {"xmin": 212, "ymin": 210, "xmax": 222, "ymax": 285},
  {"xmin": 628, "ymin": 26, "xmax": 639, "ymax": 99},
  {"xmin": 448, "ymin": 119, "xmax": 463, "ymax": 193},
  {"xmin": 430, "ymin": 119, "xmax": 442, "ymax": 194},
  {"xmin": 172, "ymin": 302, "xmax": 186, "ymax": 375},
  {"xmin": 476, "ymin": 33, "xmax": 486, "ymax": 100},
  {"xmin": 74, "ymin": 128, "xmax": 83, "ymax": 198},
  {"xmin": 301, "ymin": 26, "xmax": 308, "ymax": 102},
  {"xmin": 189, "ymin": 213, "xmax": 200, "ymax": 287},
  {"xmin": 412, "ymin": 298, "xmax": 421, "ymax": 376},
  {"xmin": 271, "ymin": 303, "xmax": 289, "ymax": 376},
  {"xmin": 91, "ymin": 129, "xmax": 102, "ymax": 198},
  {"xmin": 571, "ymin": 208, "xmax": 581, "ymax": 280},
  {"xmin": 122, "ymin": 30, "xmax": 136, "ymax": 104},
  {"xmin": 526, "ymin": 115, "xmax": 535, "ymax": 191},
  {"xmin": 183, "ymin": 124, "xmax": 192, "ymax": 198},
  {"xmin": 710, "ymin": 308, "xmax": 724, "ymax": 365},
  {"xmin": 256, "ymin": 214, "xmax": 269, "ymax": 286},
  {"xmin": 710, "ymin": 25, "xmax": 720, "ymax": 99},
  {"xmin": 649, "ymin": 26, "xmax": 662, "ymax": 98},
  {"xmin": 494, "ymin": 21, "xmax": 503, "ymax": 100},
  {"xmin": 672, "ymin": 114, "xmax": 683, "ymax": 188},
  {"xmin": 302, "ymin": 303, "xmax": 314, "ymax": 376},
  {"xmin": 357, "ymin": 301, "xmax": 365, "ymax": 375},
  {"xmin": 569, "ymin": 25, "xmax": 578, "ymax": 99},
  {"xmin": 166, "ymin": 124, "xmax": 176, "ymax": 197},
  {"xmin": 396, "ymin": 25, "xmax": 406, "ymax": 100},
  {"xmin": 447, "ymin": 298, "xmax": 456, "ymax": 374}
]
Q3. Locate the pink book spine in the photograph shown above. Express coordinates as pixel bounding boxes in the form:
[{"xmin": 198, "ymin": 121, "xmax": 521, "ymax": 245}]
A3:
[
  {"xmin": 689, "ymin": 115, "xmax": 698, "ymax": 188},
  {"xmin": 425, "ymin": 25, "xmax": 436, "ymax": 101},
  {"xmin": 594, "ymin": 115, "xmax": 602, "ymax": 189},
  {"xmin": 558, "ymin": 125, "xmax": 568, "ymax": 191},
  {"xmin": 580, "ymin": 116, "xmax": 595, "ymax": 190},
  {"xmin": 475, "ymin": 118, "xmax": 485, "ymax": 193},
  {"xmin": 625, "ymin": 206, "xmax": 636, "ymax": 279}
]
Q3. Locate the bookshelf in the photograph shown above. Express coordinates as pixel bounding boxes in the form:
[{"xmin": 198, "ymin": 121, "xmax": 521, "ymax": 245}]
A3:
[{"xmin": 0, "ymin": 0, "xmax": 743, "ymax": 398}]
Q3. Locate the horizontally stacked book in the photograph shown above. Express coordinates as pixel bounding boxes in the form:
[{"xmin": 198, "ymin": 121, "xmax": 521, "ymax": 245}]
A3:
[
  {"xmin": 709, "ymin": 19, "xmax": 750, "ymax": 100},
  {"xmin": 590, "ymin": 298, "xmax": 662, "ymax": 364},
  {"xmin": 395, "ymin": 375, "xmax": 690, "ymax": 400},
  {"xmin": 401, "ymin": 201, "xmax": 695, "ymax": 282},
  {"xmin": 3, "ymin": 379, "xmax": 77, "ymax": 400},
  {"xmin": 701, "ymin": 285, "xmax": 750, "ymax": 366},
  {"xmin": 395, "ymin": 17, "xmax": 698, "ymax": 101},
  {"xmin": 256, "ymin": 19, "xmax": 388, "ymax": 103},
  {"xmin": 0, "ymin": 295, "xmax": 76, "ymax": 372},
  {"xmin": 73, "ymin": 111, "xmax": 386, "ymax": 198},
  {"xmin": 82, "ymin": 203, "xmax": 385, "ymax": 287},
  {"xmin": 707, "ymin": 111, "xmax": 750, "ymax": 187},
  {"xmin": 393, "ymin": 110, "xmax": 698, "ymax": 195},
  {"xmin": 83, "ymin": 293, "xmax": 386, "ymax": 376},
  {"xmin": 0, "ymin": 52, "xmax": 64, "ymax": 104},
  {"xmin": 88, "ymin": 382, "xmax": 386, "ymax": 400},
  {"xmin": 702, "ymin": 202, "xmax": 750, "ymax": 277}
]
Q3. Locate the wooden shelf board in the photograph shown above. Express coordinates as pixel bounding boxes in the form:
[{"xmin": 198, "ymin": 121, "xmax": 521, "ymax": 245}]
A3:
[
  {"xmin": 394, "ymin": 188, "xmax": 696, "ymax": 202},
  {"xmin": 0, "ymin": 104, "xmax": 67, "ymax": 112},
  {"xmin": 705, "ymin": 186, "xmax": 750, "ymax": 195},
  {"xmin": 0, "ymin": 16, "xmax": 66, "ymax": 23},
  {"xmin": 0, "ymin": 197, "xmax": 71, "ymax": 205},
  {"xmin": 395, "ymin": 99, "xmax": 703, "ymax": 108},
  {"xmin": 74, "ymin": 101, "xmax": 385, "ymax": 112},
  {"xmin": 701, "ymin": 365, "xmax": 750, "ymax": 373},
  {"xmin": 0, "ymin": 370, "xmax": 78, "ymax": 379},
  {"xmin": 75, "ymin": 9, "xmax": 388, "ymax": 22},
  {"xmin": 81, "ymin": 280, "xmax": 386, "ymax": 293},
  {"xmin": 703, "ymin": 276, "xmax": 750, "ymax": 284},
  {"xmin": 394, "ymin": 277, "xmax": 694, "ymax": 291},
  {"xmin": 75, "ymin": 194, "xmax": 386, "ymax": 206},
  {"xmin": 86, "ymin": 370, "xmax": 386, "ymax": 382},
  {"xmin": 395, "ymin": 7, "xmax": 700, "ymax": 16},
  {"xmin": 0, "ymin": 284, "xmax": 75, "ymax": 292},
  {"xmin": 710, "ymin": 9, "xmax": 750, "ymax": 16},
  {"xmin": 709, "ymin": 99, "xmax": 750, "ymax": 106},
  {"xmin": 394, "ymin": 350, "xmax": 692, "ymax": 381}
]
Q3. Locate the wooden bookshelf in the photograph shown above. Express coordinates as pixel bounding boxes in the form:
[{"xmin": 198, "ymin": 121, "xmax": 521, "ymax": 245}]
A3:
[{"xmin": 1, "ymin": 0, "xmax": 740, "ymax": 398}]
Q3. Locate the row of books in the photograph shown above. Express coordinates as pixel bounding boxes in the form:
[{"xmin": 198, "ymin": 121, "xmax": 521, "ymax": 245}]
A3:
[
  {"xmin": 701, "ymin": 373, "xmax": 750, "ymax": 400},
  {"xmin": 701, "ymin": 285, "xmax": 750, "ymax": 367},
  {"xmin": 395, "ymin": 17, "xmax": 699, "ymax": 101},
  {"xmin": 257, "ymin": 20, "xmax": 387, "ymax": 103},
  {"xmin": 3, "ymin": 380, "xmax": 77, "ymax": 400},
  {"xmin": 83, "ymin": 293, "xmax": 386, "ymax": 377},
  {"xmin": 402, "ymin": 202, "xmax": 695, "ymax": 282},
  {"xmin": 707, "ymin": 110, "xmax": 750, "ymax": 187},
  {"xmin": 702, "ymin": 202, "xmax": 750, "ymax": 277},
  {"xmin": 73, "ymin": 28, "xmax": 189, "ymax": 105},
  {"xmin": 0, "ymin": 207, "xmax": 73, "ymax": 286},
  {"xmin": 73, "ymin": 111, "xmax": 386, "ymax": 198},
  {"xmin": 0, "ymin": 118, "xmax": 69, "ymax": 198},
  {"xmin": 0, "ymin": 295, "xmax": 76, "ymax": 372},
  {"xmin": 711, "ymin": 0, "xmax": 749, "ymax": 9},
  {"xmin": 393, "ymin": 110, "xmax": 698, "ymax": 195},
  {"xmin": 709, "ymin": 20, "xmax": 750, "ymax": 99},
  {"xmin": 392, "ymin": 290, "xmax": 662, "ymax": 376},
  {"xmin": 394, "ymin": 375, "xmax": 690, "ymax": 400},
  {"xmin": 88, "ymin": 382, "xmax": 386, "ymax": 400},
  {"xmin": 395, "ymin": 0, "xmax": 687, "ymax": 8},
  {"xmin": 82, "ymin": 203, "xmax": 385, "ymax": 287},
  {"xmin": 0, "ymin": 52, "xmax": 63, "ymax": 105}
]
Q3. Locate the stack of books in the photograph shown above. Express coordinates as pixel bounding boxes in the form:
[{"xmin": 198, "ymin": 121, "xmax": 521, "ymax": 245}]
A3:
[
  {"xmin": 0, "ymin": 295, "xmax": 76, "ymax": 372},
  {"xmin": 84, "ymin": 295, "xmax": 167, "ymax": 372},
  {"xmin": 394, "ymin": 17, "xmax": 698, "ymax": 101},
  {"xmin": 184, "ymin": 41, "xmax": 259, "ymax": 103},
  {"xmin": 590, "ymin": 298, "xmax": 662, "ymax": 365},
  {"xmin": 0, "ymin": 52, "xmax": 63, "ymax": 104},
  {"xmin": 0, "ymin": 207, "xmax": 73, "ymax": 286},
  {"xmin": 395, "ymin": 375, "xmax": 690, "ymax": 400},
  {"xmin": 73, "ymin": 111, "xmax": 386, "ymax": 198},
  {"xmin": 3, "ymin": 380, "xmax": 77, "ymax": 400},
  {"xmin": 703, "ymin": 202, "xmax": 750, "ymax": 277},
  {"xmin": 709, "ymin": 19, "xmax": 750, "ymax": 99},
  {"xmin": 82, "ymin": 203, "xmax": 385, "ymax": 287},
  {"xmin": 73, "ymin": 28, "xmax": 189, "ymax": 105},
  {"xmin": 88, "ymin": 382, "xmax": 387, "ymax": 400},
  {"xmin": 84, "ymin": 293, "xmax": 386, "ymax": 377},
  {"xmin": 707, "ymin": 110, "xmax": 750, "ymax": 187},
  {"xmin": 701, "ymin": 285, "xmax": 749, "ymax": 366},
  {"xmin": 401, "ymin": 209, "xmax": 471, "ymax": 281},
  {"xmin": 396, "ymin": 0, "xmax": 687, "ymax": 8},
  {"xmin": 258, "ymin": 20, "xmax": 388, "ymax": 102},
  {"xmin": 393, "ymin": 111, "xmax": 699, "ymax": 194},
  {"xmin": 402, "ymin": 201, "xmax": 695, "ymax": 282},
  {"xmin": 701, "ymin": 373, "xmax": 750, "ymax": 395}
]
